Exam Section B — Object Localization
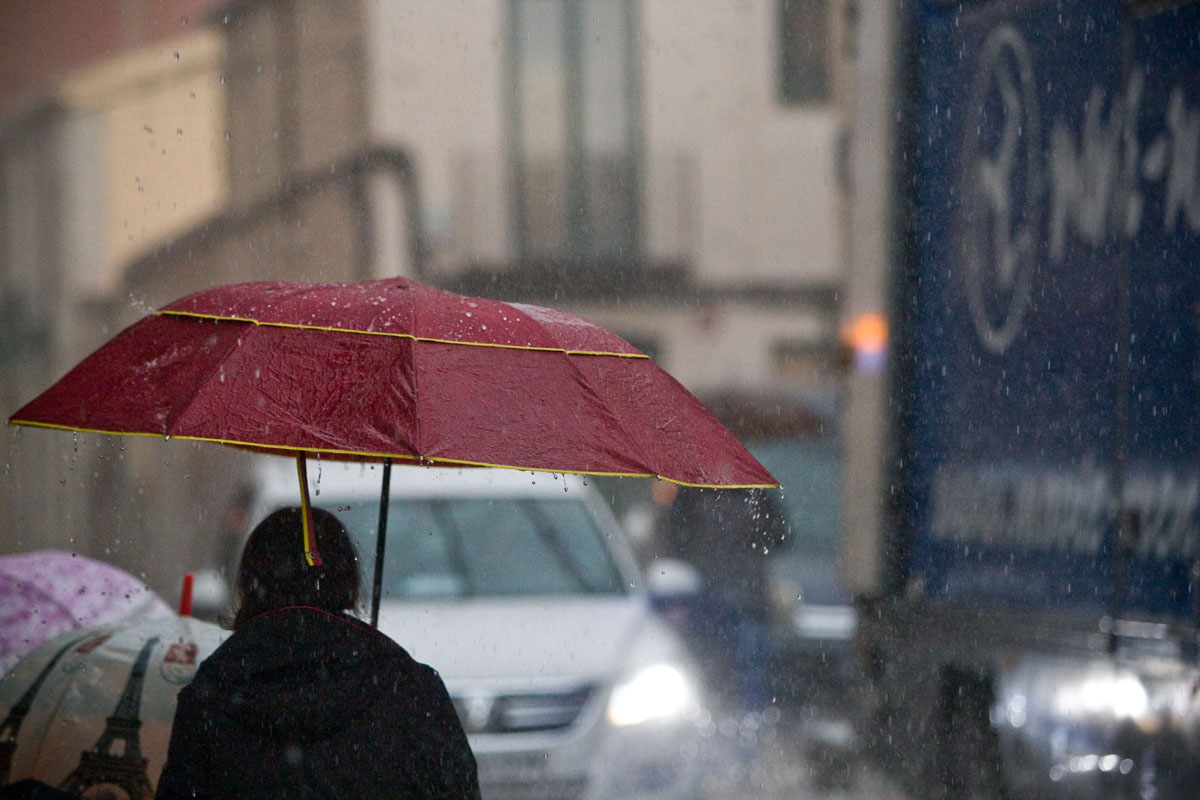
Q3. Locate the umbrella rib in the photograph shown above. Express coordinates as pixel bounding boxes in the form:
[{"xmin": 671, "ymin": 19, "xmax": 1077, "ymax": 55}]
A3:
[
  {"xmin": 157, "ymin": 310, "xmax": 650, "ymax": 359},
  {"xmin": 561, "ymin": 352, "xmax": 663, "ymax": 479},
  {"xmin": 27, "ymin": 627, "xmax": 116, "ymax": 772},
  {"xmin": 504, "ymin": 304, "xmax": 662, "ymax": 479}
]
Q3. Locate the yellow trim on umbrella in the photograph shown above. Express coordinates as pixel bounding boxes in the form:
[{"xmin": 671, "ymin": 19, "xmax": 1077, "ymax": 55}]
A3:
[
  {"xmin": 156, "ymin": 310, "xmax": 651, "ymax": 359},
  {"xmin": 6, "ymin": 418, "xmax": 780, "ymax": 489},
  {"xmin": 295, "ymin": 455, "xmax": 322, "ymax": 567}
]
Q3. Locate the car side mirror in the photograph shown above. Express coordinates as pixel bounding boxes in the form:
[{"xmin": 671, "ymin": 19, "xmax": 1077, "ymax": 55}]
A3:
[
  {"xmin": 644, "ymin": 557, "xmax": 701, "ymax": 598},
  {"xmin": 187, "ymin": 568, "xmax": 231, "ymax": 622}
]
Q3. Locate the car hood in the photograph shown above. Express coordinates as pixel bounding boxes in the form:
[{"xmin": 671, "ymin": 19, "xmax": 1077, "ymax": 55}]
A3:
[{"xmin": 375, "ymin": 594, "xmax": 651, "ymax": 686}]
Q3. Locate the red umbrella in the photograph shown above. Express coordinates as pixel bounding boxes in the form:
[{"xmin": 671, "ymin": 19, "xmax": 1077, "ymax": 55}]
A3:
[{"xmin": 8, "ymin": 277, "xmax": 777, "ymax": 621}]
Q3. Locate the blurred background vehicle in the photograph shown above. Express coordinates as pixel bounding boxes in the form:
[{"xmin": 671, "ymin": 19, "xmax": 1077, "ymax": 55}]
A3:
[
  {"xmin": 696, "ymin": 389, "xmax": 858, "ymax": 784},
  {"xmin": 247, "ymin": 459, "xmax": 710, "ymax": 800},
  {"xmin": 839, "ymin": 2, "xmax": 1200, "ymax": 799},
  {"xmin": 608, "ymin": 385, "xmax": 858, "ymax": 786},
  {"xmin": 698, "ymin": 389, "xmax": 851, "ymax": 704}
]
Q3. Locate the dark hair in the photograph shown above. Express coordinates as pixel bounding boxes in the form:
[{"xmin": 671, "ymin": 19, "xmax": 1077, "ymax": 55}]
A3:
[{"xmin": 229, "ymin": 507, "xmax": 361, "ymax": 629}]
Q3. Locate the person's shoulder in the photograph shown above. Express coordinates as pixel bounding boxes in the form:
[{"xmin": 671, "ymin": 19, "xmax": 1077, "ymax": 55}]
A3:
[
  {"xmin": 344, "ymin": 622, "xmax": 449, "ymax": 685},
  {"xmin": 336, "ymin": 614, "xmax": 429, "ymax": 669}
]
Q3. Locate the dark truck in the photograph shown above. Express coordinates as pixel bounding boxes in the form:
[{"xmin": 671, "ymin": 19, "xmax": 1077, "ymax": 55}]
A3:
[{"xmin": 839, "ymin": 1, "xmax": 1200, "ymax": 798}]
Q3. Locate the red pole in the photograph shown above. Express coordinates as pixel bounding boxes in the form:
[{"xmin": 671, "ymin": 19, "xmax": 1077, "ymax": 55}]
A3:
[{"xmin": 179, "ymin": 572, "xmax": 194, "ymax": 617}]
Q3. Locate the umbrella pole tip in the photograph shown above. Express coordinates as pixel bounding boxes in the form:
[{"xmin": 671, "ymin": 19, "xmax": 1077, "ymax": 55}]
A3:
[{"xmin": 179, "ymin": 572, "xmax": 194, "ymax": 617}]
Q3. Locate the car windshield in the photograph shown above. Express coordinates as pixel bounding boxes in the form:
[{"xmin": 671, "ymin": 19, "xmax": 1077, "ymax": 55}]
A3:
[
  {"xmin": 326, "ymin": 496, "xmax": 627, "ymax": 600},
  {"xmin": 747, "ymin": 437, "xmax": 840, "ymax": 549}
]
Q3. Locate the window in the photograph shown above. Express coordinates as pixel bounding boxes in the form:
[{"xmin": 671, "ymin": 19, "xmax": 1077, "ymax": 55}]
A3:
[
  {"xmin": 508, "ymin": 0, "xmax": 640, "ymax": 266},
  {"xmin": 333, "ymin": 496, "xmax": 627, "ymax": 598},
  {"xmin": 778, "ymin": 0, "xmax": 831, "ymax": 105}
]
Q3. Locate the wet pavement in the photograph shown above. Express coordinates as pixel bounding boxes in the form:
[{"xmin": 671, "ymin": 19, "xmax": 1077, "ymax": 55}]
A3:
[{"xmin": 695, "ymin": 704, "xmax": 910, "ymax": 800}]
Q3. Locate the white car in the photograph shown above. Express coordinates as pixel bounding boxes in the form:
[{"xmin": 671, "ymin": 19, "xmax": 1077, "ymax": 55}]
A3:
[{"xmin": 249, "ymin": 459, "xmax": 707, "ymax": 800}]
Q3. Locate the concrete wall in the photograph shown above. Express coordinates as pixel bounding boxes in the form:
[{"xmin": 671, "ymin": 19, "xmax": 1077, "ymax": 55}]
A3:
[
  {"xmin": 1, "ymin": 29, "xmax": 234, "ymax": 599},
  {"xmin": 364, "ymin": 0, "xmax": 847, "ymax": 387}
]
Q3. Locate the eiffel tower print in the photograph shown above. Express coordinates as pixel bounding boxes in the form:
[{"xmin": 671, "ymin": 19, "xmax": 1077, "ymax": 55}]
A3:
[
  {"xmin": 58, "ymin": 636, "xmax": 160, "ymax": 800},
  {"xmin": 0, "ymin": 632, "xmax": 94, "ymax": 785}
]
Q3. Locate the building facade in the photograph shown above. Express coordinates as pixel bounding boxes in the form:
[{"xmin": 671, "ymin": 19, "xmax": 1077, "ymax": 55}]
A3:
[{"xmin": 0, "ymin": 0, "xmax": 852, "ymax": 599}]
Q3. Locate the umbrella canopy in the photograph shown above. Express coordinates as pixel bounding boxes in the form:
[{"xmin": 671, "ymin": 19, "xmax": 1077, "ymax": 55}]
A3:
[
  {"xmin": 8, "ymin": 278, "xmax": 776, "ymax": 489},
  {"xmin": 8, "ymin": 277, "xmax": 777, "ymax": 624},
  {"xmin": 0, "ymin": 552, "xmax": 173, "ymax": 677},
  {"xmin": 0, "ymin": 615, "xmax": 228, "ymax": 799}
]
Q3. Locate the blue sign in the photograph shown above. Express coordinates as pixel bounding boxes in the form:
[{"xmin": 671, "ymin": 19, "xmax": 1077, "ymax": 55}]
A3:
[{"xmin": 905, "ymin": 0, "xmax": 1200, "ymax": 619}]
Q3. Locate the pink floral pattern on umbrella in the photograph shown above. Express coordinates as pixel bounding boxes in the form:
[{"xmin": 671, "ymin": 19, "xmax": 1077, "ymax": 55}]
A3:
[{"xmin": 0, "ymin": 551, "xmax": 173, "ymax": 676}]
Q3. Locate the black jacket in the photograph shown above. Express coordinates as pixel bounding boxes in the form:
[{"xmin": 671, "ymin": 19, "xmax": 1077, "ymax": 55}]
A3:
[{"xmin": 155, "ymin": 606, "xmax": 480, "ymax": 800}]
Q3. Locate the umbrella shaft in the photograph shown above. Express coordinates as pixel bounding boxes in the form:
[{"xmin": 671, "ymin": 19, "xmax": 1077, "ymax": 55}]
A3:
[{"xmin": 370, "ymin": 458, "xmax": 392, "ymax": 628}]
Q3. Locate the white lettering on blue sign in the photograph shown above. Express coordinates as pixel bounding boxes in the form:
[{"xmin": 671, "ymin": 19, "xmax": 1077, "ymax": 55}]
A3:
[
  {"xmin": 961, "ymin": 27, "xmax": 1200, "ymax": 354},
  {"xmin": 930, "ymin": 464, "xmax": 1200, "ymax": 559}
]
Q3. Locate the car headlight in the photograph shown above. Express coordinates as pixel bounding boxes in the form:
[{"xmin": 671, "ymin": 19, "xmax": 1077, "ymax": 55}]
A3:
[{"xmin": 606, "ymin": 663, "xmax": 696, "ymax": 727}]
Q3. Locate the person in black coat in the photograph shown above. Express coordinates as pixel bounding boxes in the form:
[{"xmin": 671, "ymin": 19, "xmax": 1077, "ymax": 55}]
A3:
[
  {"xmin": 658, "ymin": 487, "xmax": 789, "ymax": 717},
  {"xmin": 155, "ymin": 506, "xmax": 480, "ymax": 800}
]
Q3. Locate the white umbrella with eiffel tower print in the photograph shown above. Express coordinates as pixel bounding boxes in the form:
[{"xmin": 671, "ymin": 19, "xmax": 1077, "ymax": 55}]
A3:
[{"xmin": 0, "ymin": 615, "xmax": 228, "ymax": 800}]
